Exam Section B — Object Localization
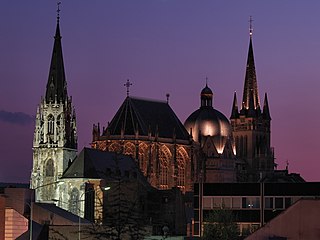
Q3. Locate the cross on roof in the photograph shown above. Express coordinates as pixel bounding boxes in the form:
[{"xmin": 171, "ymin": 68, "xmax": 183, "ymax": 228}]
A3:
[
  {"xmin": 249, "ymin": 16, "xmax": 253, "ymax": 36},
  {"xmin": 57, "ymin": 1, "xmax": 61, "ymax": 22},
  {"xmin": 124, "ymin": 79, "xmax": 132, "ymax": 97}
]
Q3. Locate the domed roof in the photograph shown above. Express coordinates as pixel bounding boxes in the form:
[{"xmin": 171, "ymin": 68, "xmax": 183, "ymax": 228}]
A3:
[
  {"xmin": 184, "ymin": 83, "xmax": 231, "ymax": 143},
  {"xmin": 184, "ymin": 107, "xmax": 231, "ymax": 142},
  {"xmin": 201, "ymin": 84, "xmax": 213, "ymax": 95}
]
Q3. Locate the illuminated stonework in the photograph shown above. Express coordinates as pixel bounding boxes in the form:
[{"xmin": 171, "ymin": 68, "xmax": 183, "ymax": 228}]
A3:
[
  {"xmin": 184, "ymin": 83, "xmax": 237, "ymax": 183},
  {"xmin": 30, "ymin": 19, "xmax": 77, "ymax": 203},
  {"xmin": 91, "ymin": 96, "xmax": 195, "ymax": 193}
]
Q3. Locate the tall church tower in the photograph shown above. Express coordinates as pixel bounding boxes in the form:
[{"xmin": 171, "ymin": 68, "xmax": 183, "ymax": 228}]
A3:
[
  {"xmin": 30, "ymin": 10, "xmax": 77, "ymax": 202},
  {"xmin": 230, "ymin": 19, "xmax": 274, "ymax": 182}
]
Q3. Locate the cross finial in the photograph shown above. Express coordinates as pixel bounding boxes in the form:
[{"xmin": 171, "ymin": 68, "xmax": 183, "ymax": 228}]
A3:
[
  {"xmin": 57, "ymin": 1, "xmax": 61, "ymax": 22},
  {"xmin": 124, "ymin": 79, "xmax": 132, "ymax": 97},
  {"xmin": 249, "ymin": 16, "xmax": 253, "ymax": 37}
]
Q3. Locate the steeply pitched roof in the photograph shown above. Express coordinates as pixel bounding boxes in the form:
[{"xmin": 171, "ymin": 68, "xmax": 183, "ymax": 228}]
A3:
[
  {"xmin": 45, "ymin": 21, "xmax": 68, "ymax": 103},
  {"xmin": 230, "ymin": 92, "xmax": 239, "ymax": 119},
  {"xmin": 242, "ymin": 36, "xmax": 260, "ymax": 111},
  {"xmin": 105, "ymin": 97, "xmax": 189, "ymax": 140},
  {"xmin": 62, "ymin": 148, "xmax": 146, "ymax": 181}
]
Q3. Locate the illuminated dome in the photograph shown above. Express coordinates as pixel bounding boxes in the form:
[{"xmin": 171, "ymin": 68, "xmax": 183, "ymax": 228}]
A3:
[{"xmin": 184, "ymin": 84, "xmax": 231, "ymax": 142}]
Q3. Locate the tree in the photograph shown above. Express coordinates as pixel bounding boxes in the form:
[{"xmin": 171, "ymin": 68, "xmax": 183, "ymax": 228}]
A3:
[
  {"xmin": 82, "ymin": 154, "xmax": 149, "ymax": 240},
  {"xmin": 202, "ymin": 206, "xmax": 239, "ymax": 240}
]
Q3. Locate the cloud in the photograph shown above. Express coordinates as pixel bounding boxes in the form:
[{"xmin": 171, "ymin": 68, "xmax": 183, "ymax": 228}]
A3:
[{"xmin": 0, "ymin": 110, "xmax": 34, "ymax": 125}]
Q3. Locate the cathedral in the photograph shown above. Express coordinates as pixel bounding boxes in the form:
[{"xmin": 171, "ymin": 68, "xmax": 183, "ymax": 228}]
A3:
[{"xmin": 30, "ymin": 12, "xmax": 275, "ymax": 220}]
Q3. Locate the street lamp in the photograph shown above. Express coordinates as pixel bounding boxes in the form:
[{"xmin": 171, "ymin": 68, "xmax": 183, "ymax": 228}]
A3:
[{"xmin": 78, "ymin": 186, "xmax": 110, "ymax": 240}]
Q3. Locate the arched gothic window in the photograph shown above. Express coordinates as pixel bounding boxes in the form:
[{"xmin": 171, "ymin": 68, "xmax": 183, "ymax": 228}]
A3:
[
  {"xmin": 45, "ymin": 159, "xmax": 54, "ymax": 177},
  {"xmin": 177, "ymin": 148, "xmax": 188, "ymax": 190},
  {"xmin": 124, "ymin": 142, "xmax": 135, "ymax": 158},
  {"xmin": 47, "ymin": 115, "xmax": 54, "ymax": 134},
  {"xmin": 69, "ymin": 188, "xmax": 79, "ymax": 215},
  {"xmin": 159, "ymin": 146, "xmax": 171, "ymax": 189},
  {"xmin": 109, "ymin": 142, "xmax": 121, "ymax": 153},
  {"xmin": 138, "ymin": 143, "xmax": 148, "ymax": 176}
]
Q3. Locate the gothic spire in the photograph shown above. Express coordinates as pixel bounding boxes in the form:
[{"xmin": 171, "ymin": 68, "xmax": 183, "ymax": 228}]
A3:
[
  {"xmin": 242, "ymin": 17, "xmax": 260, "ymax": 111},
  {"xmin": 45, "ymin": 7, "xmax": 67, "ymax": 103},
  {"xmin": 230, "ymin": 92, "xmax": 239, "ymax": 119},
  {"xmin": 247, "ymin": 89, "xmax": 256, "ymax": 117},
  {"xmin": 263, "ymin": 93, "xmax": 271, "ymax": 120}
]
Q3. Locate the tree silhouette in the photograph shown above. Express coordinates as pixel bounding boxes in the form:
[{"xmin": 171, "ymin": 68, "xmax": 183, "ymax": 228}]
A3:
[{"xmin": 202, "ymin": 206, "xmax": 239, "ymax": 240}]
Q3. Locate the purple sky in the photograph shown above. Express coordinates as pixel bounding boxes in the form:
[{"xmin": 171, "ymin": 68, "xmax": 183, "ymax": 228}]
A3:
[{"xmin": 1, "ymin": 1, "xmax": 320, "ymax": 183}]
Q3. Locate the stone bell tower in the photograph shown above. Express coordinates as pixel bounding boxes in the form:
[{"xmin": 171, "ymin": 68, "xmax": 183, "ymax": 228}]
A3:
[{"xmin": 30, "ymin": 9, "xmax": 77, "ymax": 202}]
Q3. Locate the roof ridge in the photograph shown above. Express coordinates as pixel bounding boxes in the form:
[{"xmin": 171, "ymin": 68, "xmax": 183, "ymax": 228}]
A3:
[{"xmin": 129, "ymin": 96, "xmax": 167, "ymax": 104}]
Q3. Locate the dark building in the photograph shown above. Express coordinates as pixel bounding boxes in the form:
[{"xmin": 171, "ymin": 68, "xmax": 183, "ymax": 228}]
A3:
[{"xmin": 193, "ymin": 182, "xmax": 320, "ymax": 237}]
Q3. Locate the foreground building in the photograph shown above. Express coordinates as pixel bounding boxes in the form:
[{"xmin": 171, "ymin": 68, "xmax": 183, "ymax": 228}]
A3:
[
  {"xmin": 245, "ymin": 199, "xmax": 320, "ymax": 240},
  {"xmin": 193, "ymin": 182, "xmax": 320, "ymax": 237}
]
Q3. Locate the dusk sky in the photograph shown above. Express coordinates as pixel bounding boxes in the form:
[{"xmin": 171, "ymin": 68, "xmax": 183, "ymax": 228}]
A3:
[{"xmin": 1, "ymin": 1, "xmax": 320, "ymax": 183}]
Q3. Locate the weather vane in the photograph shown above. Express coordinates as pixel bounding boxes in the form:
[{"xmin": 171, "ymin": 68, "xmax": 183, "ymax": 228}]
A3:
[
  {"xmin": 57, "ymin": 1, "xmax": 61, "ymax": 22},
  {"xmin": 249, "ymin": 16, "xmax": 253, "ymax": 36},
  {"xmin": 124, "ymin": 79, "xmax": 132, "ymax": 97}
]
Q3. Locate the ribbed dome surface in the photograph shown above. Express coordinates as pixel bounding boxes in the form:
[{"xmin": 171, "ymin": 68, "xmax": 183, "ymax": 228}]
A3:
[{"xmin": 184, "ymin": 107, "xmax": 231, "ymax": 142}]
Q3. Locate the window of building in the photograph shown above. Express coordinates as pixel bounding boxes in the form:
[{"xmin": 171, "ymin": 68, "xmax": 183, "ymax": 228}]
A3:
[
  {"xmin": 232, "ymin": 197, "xmax": 241, "ymax": 208},
  {"xmin": 203, "ymin": 197, "xmax": 212, "ymax": 209},
  {"xmin": 285, "ymin": 197, "xmax": 292, "ymax": 208},
  {"xmin": 275, "ymin": 197, "xmax": 283, "ymax": 209},
  {"xmin": 69, "ymin": 188, "xmax": 79, "ymax": 215},
  {"xmin": 212, "ymin": 197, "xmax": 221, "ymax": 208},
  {"xmin": 45, "ymin": 159, "xmax": 54, "ymax": 177},
  {"xmin": 265, "ymin": 197, "xmax": 273, "ymax": 209},
  {"xmin": 108, "ymin": 142, "xmax": 121, "ymax": 153},
  {"xmin": 124, "ymin": 142, "xmax": 135, "ymax": 157},
  {"xmin": 177, "ymin": 148, "xmax": 187, "ymax": 189},
  {"xmin": 47, "ymin": 115, "xmax": 54, "ymax": 134},
  {"xmin": 138, "ymin": 143, "xmax": 148, "ymax": 176},
  {"xmin": 242, "ymin": 197, "xmax": 260, "ymax": 209},
  {"xmin": 159, "ymin": 146, "xmax": 171, "ymax": 189},
  {"xmin": 222, "ymin": 197, "xmax": 231, "ymax": 208}
]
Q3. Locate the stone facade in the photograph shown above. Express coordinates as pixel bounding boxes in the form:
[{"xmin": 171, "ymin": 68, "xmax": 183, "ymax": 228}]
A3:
[
  {"xmin": 92, "ymin": 138, "xmax": 193, "ymax": 193},
  {"xmin": 30, "ymin": 19, "xmax": 77, "ymax": 202}
]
